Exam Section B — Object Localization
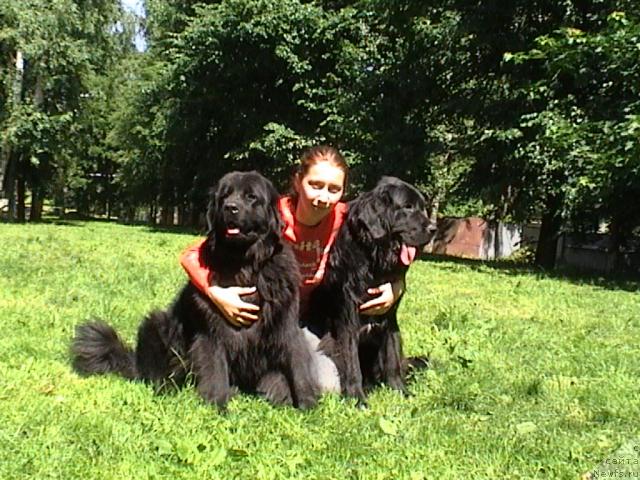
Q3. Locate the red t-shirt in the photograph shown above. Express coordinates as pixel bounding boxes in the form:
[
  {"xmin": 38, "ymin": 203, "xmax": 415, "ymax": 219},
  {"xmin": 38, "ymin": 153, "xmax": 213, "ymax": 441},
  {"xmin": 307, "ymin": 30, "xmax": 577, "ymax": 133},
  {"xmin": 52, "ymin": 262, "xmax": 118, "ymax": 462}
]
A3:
[{"xmin": 180, "ymin": 196, "xmax": 347, "ymax": 306}]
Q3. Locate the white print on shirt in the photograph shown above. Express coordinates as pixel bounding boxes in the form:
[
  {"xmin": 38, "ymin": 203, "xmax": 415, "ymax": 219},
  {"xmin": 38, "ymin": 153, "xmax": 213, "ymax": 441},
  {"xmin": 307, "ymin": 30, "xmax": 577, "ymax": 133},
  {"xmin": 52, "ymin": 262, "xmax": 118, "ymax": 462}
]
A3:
[
  {"xmin": 293, "ymin": 240, "xmax": 324, "ymax": 282},
  {"xmin": 294, "ymin": 240, "xmax": 323, "ymax": 255}
]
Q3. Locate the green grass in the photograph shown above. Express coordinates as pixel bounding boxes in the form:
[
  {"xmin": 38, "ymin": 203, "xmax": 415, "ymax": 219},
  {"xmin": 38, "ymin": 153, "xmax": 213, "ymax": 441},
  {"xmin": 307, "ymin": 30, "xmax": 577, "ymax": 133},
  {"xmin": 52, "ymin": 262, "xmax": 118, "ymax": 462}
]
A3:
[{"xmin": 1, "ymin": 220, "xmax": 638, "ymax": 479}]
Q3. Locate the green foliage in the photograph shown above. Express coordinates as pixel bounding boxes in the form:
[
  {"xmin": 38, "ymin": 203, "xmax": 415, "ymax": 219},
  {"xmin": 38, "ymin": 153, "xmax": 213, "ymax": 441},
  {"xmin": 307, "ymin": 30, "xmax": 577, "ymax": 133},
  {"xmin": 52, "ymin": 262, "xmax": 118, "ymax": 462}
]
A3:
[
  {"xmin": 2, "ymin": 0, "xmax": 640, "ymax": 269},
  {"xmin": 506, "ymin": 6, "xmax": 640, "ymax": 255},
  {"xmin": 0, "ymin": 0, "xmax": 132, "ymax": 217},
  {"xmin": 1, "ymin": 221, "xmax": 639, "ymax": 478},
  {"xmin": 164, "ymin": 0, "xmax": 359, "ymax": 195}
]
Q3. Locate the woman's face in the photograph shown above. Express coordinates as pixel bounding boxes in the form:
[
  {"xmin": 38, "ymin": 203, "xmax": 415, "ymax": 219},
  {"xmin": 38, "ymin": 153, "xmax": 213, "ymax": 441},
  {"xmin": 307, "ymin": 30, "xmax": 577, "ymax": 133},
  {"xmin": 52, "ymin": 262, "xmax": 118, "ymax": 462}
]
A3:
[{"xmin": 294, "ymin": 161, "xmax": 346, "ymax": 226}]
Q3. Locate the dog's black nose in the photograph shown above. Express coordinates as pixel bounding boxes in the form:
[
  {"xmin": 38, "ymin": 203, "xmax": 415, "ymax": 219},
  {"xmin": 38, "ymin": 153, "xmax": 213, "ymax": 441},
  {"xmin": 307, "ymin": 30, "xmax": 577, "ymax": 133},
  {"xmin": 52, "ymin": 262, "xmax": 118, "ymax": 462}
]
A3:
[{"xmin": 224, "ymin": 203, "xmax": 239, "ymax": 215}]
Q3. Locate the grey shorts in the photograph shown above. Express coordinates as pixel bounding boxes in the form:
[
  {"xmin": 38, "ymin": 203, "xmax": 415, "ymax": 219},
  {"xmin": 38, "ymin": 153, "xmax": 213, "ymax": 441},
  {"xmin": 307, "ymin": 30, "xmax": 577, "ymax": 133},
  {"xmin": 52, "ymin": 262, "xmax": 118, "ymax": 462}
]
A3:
[{"xmin": 302, "ymin": 328, "xmax": 341, "ymax": 394}]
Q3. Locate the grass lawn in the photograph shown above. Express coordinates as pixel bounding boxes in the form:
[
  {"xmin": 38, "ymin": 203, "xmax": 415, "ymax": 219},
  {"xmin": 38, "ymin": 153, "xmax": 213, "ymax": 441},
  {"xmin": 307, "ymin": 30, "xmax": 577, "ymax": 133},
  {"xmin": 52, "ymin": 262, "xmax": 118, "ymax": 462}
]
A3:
[{"xmin": 1, "ymin": 220, "xmax": 639, "ymax": 479}]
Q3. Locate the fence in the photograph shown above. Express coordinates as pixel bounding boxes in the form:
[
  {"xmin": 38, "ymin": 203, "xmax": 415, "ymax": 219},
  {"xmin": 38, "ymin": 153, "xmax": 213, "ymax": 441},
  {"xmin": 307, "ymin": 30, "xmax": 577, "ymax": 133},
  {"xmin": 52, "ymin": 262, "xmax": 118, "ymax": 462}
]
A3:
[
  {"xmin": 555, "ymin": 233, "xmax": 640, "ymax": 275},
  {"xmin": 428, "ymin": 217, "xmax": 522, "ymax": 260}
]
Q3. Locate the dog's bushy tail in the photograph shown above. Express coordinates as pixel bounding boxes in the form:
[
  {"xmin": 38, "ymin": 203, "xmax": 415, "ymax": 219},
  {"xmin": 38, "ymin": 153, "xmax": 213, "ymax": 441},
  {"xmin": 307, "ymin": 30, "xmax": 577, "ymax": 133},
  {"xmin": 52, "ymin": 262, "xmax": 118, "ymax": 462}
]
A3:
[
  {"xmin": 403, "ymin": 355, "xmax": 431, "ymax": 383},
  {"xmin": 405, "ymin": 355, "xmax": 430, "ymax": 371},
  {"xmin": 71, "ymin": 320, "xmax": 137, "ymax": 380}
]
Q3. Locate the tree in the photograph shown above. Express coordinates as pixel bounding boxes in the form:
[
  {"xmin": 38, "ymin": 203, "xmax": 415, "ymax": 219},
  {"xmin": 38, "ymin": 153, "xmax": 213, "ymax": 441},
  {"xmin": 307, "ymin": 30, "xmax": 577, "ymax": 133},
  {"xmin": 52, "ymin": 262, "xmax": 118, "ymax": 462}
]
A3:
[
  {"xmin": 0, "ymin": 0, "xmax": 126, "ymax": 221},
  {"xmin": 115, "ymin": 0, "xmax": 375, "ymax": 223},
  {"xmin": 508, "ymin": 7, "xmax": 640, "ymax": 267}
]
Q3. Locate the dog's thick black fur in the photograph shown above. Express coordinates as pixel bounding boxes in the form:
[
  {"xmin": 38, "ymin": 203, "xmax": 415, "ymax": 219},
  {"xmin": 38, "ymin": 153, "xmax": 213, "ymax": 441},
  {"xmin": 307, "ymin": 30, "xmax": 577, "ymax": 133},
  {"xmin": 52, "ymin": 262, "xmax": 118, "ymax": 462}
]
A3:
[
  {"xmin": 307, "ymin": 177, "xmax": 436, "ymax": 405},
  {"xmin": 72, "ymin": 171, "xmax": 319, "ymax": 409}
]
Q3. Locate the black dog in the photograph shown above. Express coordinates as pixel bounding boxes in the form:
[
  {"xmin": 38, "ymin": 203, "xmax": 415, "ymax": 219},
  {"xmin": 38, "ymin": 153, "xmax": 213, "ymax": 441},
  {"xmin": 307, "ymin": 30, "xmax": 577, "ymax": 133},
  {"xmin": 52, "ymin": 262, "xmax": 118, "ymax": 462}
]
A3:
[
  {"xmin": 71, "ymin": 171, "xmax": 319, "ymax": 409},
  {"xmin": 307, "ymin": 177, "xmax": 436, "ymax": 405}
]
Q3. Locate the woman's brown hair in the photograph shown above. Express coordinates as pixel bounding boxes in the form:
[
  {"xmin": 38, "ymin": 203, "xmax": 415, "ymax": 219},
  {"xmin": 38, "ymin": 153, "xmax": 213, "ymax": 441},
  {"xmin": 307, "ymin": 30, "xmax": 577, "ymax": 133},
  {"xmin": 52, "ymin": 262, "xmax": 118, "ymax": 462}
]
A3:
[{"xmin": 290, "ymin": 145, "xmax": 348, "ymax": 202}]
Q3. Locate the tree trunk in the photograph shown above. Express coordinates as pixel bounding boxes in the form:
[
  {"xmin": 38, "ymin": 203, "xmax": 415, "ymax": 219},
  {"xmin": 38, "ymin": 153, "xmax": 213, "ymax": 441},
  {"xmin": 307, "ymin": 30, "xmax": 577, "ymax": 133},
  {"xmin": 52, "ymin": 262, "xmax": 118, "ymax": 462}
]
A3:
[
  {"xmin": 424, "ymin": 197, "xmax": 440, "ymax": 253},
  {"xmin": 0, "ymin": 149, "xmax": 14, "ymax": 204},
  {"xmin": 177, "ymin": 205, "xmax": 185, "ymax": 226},
  {"xmin": 29, "ymin": 188, "xmax": 43, "ymax": 221},
  {"xmin": 3, "ymin": 156, "xmax": 18, "ymax": 221},
  {"xmin": 125, "ymin": 205, "xmax": 136, "ymax": 224},
  {"xmin": 52, "ymin": 176, "xmax": 66, "ymax": 218},
  {"xmin": 160, "ymin": 205, "xmax": 173, "ymax": 226},
  {"xmin": 0, "ymin": 146, "xmax": 9, "ymax": 200},
  {"xmin": 492, "ymin": 220, "xmax": 501, "ymax": 260},
  {"xmin": 17, "ymin": 176, "xmax": 26, "ymax": 222},
  {"xmin": 430, "ymin": 197, "xmax": 440, "ymax": 224},
  {"xmin": 608, "ymin": 214, "xmax": 627, "ymax": 273},
  {"xmin": 105, "ymin": 163, "xmax": 112, "ymax": 220},
  {"xmin": 1, "ymin": 51, "xmax": 24, "ymax": 220},
  {"xmin": 148, "ymin": 202, "xmax": 156, "ymax": 225},
  {"xmin": 534, "ymin": 193, "xmax": 563, "ymax": 270},
  {"xmin": 30, "ymin": 74, "xmax": 45, "ymax": 223}
]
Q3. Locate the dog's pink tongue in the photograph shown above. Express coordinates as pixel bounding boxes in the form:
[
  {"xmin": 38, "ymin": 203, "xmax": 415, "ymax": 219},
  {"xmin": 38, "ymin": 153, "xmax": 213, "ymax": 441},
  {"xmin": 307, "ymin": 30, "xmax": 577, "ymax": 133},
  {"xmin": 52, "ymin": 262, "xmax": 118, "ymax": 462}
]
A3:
[
  {"xmin": 400, "ymin": 244, "xmax": 416, "ymax": 266},
  {"xmin": 226, "ymin": 228, "xmax": 240, "ymax": 235}
]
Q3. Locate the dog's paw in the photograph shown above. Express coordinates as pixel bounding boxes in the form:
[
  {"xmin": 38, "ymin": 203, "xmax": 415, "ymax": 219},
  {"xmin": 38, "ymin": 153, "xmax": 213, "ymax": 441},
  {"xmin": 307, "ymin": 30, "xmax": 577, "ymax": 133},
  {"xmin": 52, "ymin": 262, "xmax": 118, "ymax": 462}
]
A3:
[
  {"xmin": 296, "ymin": 394, "xmax": 318, "ymax": 411},
  {"xmin": 257, "ymin": 372, "xmax": 293, "ymax": 406},
  {"xmin": 386, "ymin": 376, "xmax": 408, "ymax": 395},
  {"xmin": 199, "ymin": 384, "xmax": 236, "ymax": 409},
  {"xmin": 344, "ymin": 383, "xmax": 367, "ymax": 407}
]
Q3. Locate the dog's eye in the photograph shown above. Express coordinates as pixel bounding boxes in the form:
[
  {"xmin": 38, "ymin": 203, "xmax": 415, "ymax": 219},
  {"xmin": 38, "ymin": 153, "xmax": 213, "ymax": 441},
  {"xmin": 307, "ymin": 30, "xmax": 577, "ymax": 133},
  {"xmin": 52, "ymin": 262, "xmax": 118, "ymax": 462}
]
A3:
[
  {"xmin": 245, "ymin": 192, "xmax": 258, "ymax": 201},
  {"xmin": 403, "ymin": 203, "xmax": 414, "ymax": 210}
]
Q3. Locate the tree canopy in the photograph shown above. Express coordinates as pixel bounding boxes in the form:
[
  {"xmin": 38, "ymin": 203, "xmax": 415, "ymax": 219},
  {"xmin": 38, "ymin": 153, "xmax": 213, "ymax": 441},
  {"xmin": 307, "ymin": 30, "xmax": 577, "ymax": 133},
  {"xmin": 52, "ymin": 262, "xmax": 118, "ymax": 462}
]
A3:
[{"xmin": 1, "ymin": 0, "xmax": 639, "ymax": 268}]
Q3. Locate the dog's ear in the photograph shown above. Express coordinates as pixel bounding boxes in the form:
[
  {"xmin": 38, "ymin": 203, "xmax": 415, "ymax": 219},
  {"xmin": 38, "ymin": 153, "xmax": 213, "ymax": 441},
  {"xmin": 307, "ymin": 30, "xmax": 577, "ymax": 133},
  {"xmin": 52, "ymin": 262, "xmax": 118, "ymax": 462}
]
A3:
[
  {"xmin": 201, "ymin": 184, "xmax": 220, "ymax": 264},
  {"xmin": 265, "ymin": 179, "xmax": 284, "ymax": 236},
  {"xmin": 349, "ymin": 190, "xmax": 390, "ymax": 241},
  {"xmin": 205, "ymin": 184, "xmax": 219, "ymax": 235},
  {"xmin": 247, "ymin": 177, "xmax": 283, "ymax": 268}
]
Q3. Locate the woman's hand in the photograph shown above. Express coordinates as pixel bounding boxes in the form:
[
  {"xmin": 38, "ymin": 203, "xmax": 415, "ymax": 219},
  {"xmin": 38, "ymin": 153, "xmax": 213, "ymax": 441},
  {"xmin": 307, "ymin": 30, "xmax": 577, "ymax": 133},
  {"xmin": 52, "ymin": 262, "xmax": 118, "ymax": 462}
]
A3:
[
  {"xmin": 207, "ymin": 285, "xmax": 260, "ymax": 327},
  {"xmin": 359, "ymin": 279, "xmax": 405, "ymax": 316}
]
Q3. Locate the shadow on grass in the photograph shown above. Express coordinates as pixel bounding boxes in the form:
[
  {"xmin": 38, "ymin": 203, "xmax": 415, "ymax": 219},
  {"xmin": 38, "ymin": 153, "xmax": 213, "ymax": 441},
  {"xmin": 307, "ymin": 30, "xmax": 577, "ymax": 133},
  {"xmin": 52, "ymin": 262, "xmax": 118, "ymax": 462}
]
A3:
[
  {"xmin": 144, "ymin": 224, "xmax": 204, "ymax": 236},
  {"xmin": 2, "ymin": 214, "xmax": 204, "ymax": 236},
  {"xmin": 419, "ymin": 253, "xmax": 639, "ymax": 293},
  {"xmin": 0, "ymin": 216, "xmax": 87, "ymax": 228}
]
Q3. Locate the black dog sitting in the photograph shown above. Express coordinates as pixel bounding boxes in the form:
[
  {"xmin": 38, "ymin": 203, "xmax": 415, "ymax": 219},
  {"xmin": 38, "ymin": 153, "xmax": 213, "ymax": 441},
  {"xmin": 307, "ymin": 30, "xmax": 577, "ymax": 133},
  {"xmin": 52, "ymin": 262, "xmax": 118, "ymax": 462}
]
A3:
[
  {"xmin": 71, "ymin": 171, "xmax": 319, "ymax": 410},
  {"xmin": 307, "ymin": 177, "xmax": 436, "ymax": 405}
]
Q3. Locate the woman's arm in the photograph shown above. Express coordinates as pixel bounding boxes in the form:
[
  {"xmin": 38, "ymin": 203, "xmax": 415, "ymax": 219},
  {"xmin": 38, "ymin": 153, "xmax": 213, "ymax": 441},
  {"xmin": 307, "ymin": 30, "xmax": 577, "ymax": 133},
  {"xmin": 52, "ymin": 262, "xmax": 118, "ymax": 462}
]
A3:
[
  {"xmin": 359, "ymin": 278, "xmax": 405, "ymax": 316},
  {"xmin": 179, "ymin": 241, "xmax": 211, "ymax": 294},
  {"xmin": 180, "ymin": 241, "xmax": 260, "ymax": 327}
]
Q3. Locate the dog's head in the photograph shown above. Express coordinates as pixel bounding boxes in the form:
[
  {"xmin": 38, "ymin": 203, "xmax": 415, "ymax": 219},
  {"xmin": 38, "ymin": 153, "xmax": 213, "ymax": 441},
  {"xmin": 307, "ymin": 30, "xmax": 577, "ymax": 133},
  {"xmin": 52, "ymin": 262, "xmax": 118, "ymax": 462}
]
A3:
[
  {"xmin": 348, "ymin": 176, "xmax": 436, "ymax": 265},
  {"xmin": 205, "ymin": 171, "xmax": 282, "ymax": 257}
]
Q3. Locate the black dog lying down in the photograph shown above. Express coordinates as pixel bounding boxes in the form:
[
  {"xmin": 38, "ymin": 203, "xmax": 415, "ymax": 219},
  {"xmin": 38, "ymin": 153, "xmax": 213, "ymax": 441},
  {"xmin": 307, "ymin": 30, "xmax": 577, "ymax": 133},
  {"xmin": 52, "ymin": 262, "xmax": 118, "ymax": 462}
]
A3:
[
  {"xmin": 307, "ymin": 176, "xmax": 436, "ymax": 404},
  {"xmin": 72, "ymin": 171, "xmax": 319, "ymax": 409}
]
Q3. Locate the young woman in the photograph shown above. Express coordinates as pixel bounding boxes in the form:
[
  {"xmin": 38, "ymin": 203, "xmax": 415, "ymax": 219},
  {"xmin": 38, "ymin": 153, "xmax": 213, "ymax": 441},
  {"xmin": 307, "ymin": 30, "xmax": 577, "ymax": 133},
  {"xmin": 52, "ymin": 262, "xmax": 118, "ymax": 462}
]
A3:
[{"xmin": 179, "ymin": 145, "xmax": 405, "ymax": 390}]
